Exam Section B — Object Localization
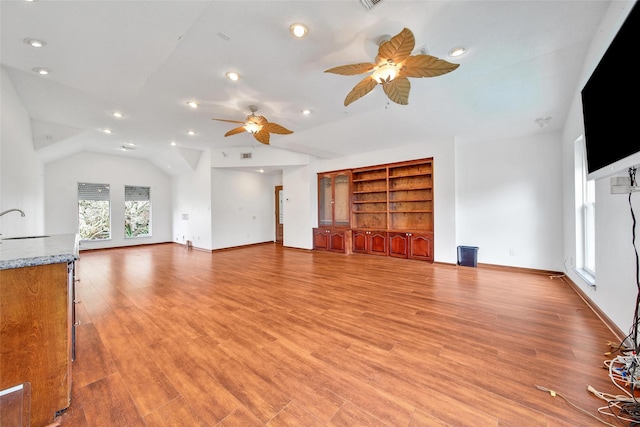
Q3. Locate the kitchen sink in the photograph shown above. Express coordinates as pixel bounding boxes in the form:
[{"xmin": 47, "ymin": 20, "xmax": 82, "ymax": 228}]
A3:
[{"xmin": 2, "ymin": 235, "xmax": 50, "ymax": 240}]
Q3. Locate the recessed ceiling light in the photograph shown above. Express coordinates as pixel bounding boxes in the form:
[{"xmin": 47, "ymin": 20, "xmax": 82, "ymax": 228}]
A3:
[
  {"xmin": 448, "ymin": 46, "xmax": 467, "ymax": 57},
  {"xmin": 186, "ymin": 101, "xmax": 198, "ymax": 109},
  {"xmin": 187, "ymin": 130, "xmax": 196, "ymax": 136},
  {"xmin": 112, "ymin": 111, "xmax": 123, "ymax": 118},
  {"xmin": 170, "ymin": 141, "xmax": 177, "ymax": 146},
  {"xmin": 123, "ymin": 142, "xmax": 137, "ymax": 148},
  {"xmin": 290, "ymin": 23, "xmax": 308, "ymax": 38},
  {"xmin": 24, "ymin": 38, "xmax": 46, "ymax": 48},
  {"xmin": 101, "ymin": 128, "xmax": 112, "ymax": 134},
  {"xmin": 226, "ymin": 71, "xmax": 239, "ymax": 81},
  {"xmin": 32, "ymin": 67, "xmax": 49, "ymax": 75},
  {"xmin": 302, "ymin": 109, "xmax": 311, "ymax": 115}
]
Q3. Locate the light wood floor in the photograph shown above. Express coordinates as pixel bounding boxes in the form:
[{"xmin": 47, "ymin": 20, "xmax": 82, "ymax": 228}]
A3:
[{"xmin": 56, "ymin": 243, "xmax": 627, "ymax": 426}]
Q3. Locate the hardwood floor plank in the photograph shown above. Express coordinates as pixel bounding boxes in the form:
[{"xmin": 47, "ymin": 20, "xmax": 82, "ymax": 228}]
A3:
[
  {"xmin": 78, "ymin": 374, "xmax": 146, "ymax": 427},
  {"xmin": 147, "ymin": 338, "xmax": 242, "ymax": 424},
  {"xmin": 143, "ymin": 397, "xmax": 206, "ymax": 427},
  {"xmin": 55, "ymin": 243, "xmax": 626, "ymax": 426},
  {"xmin": 71, "ymin": 322, "xmax": 116, "ymax": 389}
]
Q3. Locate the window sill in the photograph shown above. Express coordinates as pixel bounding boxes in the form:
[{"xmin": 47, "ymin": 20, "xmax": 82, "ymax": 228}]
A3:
[{"xmin": 574, "ymin": 268, "xmax": 596, "ymax": 289}]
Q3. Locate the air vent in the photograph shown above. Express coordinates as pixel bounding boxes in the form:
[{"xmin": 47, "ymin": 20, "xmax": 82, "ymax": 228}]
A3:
[
  {"xmin": 241, "ymin": 152, "xmax": 252, "ymax": 159},
  {"xmin": 360, "ymin": 0, "xmax": 383, "ymax": 10}
]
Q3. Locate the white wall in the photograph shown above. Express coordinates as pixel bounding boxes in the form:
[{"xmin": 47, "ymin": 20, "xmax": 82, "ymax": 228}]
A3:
[
  {"xmin": 44, "ymin": 151, "xmax": 172, "ymax": 249},
  {"xmin": 210, "ymin": 168, "xmax": 280, "ymax": 250},
  {"xmin": 0, "ymin": 68, "xmax": 45, "ymax": 237},
  {"xmin": 282, "ymin": 164, "xmax": 314, "ymax": 249},
  {"xmin": 172, "ymin": 148, "xmax": 213, "ymax": 250},
  {"xmin": 562, "ymin": 0, "xmax": 637, "ymax": 333},
  {"xmin": 457, "ymin": 132, "xmax": 563, "ymax": 270}
]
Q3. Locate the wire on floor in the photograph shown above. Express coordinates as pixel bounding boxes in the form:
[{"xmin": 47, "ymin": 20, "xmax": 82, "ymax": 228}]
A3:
[{"xmin": 535, "ymin": 385, "xmax": 620, "ymax": 426}]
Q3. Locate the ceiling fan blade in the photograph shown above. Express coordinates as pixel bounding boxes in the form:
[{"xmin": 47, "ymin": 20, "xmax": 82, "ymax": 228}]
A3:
[
  {"xmin": 212, "ymin": 118, "xmax": 246, "ymax": 124},
  {"xmin": 263, "ymin": 122, "xmax": 293, "ymax": 135},
  {"xmin": 253, "ymin": 130, "xmax": 270, "ymax": 145},
  {"xmin": 224, "ymin": 126, "xmax": 247, "ymax": 137},
  {"xmin": 400, "ymin": 55, "xmax": 460, "ymax": 78},
  {"xmin": 382, "ymin": 76, "xmax": 410, "ymax": 105},
  {"xmin": 325, "ymin": 62, "xmax": 376, "ymax": 76},
  {"xmin": 344, "ymin": 75, "xmax": 378, "ymax": 106},
  {"xmin": 376, "ymin": 27, "xmax": 415, "ymax": 64}
]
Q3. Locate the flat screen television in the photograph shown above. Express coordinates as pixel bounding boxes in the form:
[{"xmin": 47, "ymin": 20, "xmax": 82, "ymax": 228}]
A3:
[{"xmin": 581, "ymin": 1, "xmax": 640, "ymax": 181}]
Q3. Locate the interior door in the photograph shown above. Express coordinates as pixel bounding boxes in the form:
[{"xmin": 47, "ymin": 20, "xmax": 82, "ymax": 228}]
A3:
[{"xmin": 275, "ymin": 185, "xmax": 283, "ymax": 243}]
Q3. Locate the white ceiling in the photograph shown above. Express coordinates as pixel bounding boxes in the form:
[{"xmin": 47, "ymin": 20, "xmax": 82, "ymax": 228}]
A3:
[{"xmin": 1, "ymin": 0, "xmax": 612, "ymax": 175}]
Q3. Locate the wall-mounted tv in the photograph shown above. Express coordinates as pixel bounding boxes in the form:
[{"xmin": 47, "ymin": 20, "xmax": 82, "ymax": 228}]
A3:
[{"xmin": 581, "ymin": 1, "xmax": 640, "ymax": 181}]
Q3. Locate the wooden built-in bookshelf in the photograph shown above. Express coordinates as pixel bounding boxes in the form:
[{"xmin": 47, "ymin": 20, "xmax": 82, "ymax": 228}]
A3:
[{"xmin": 315, "ymin": 158, "xmax": 434, "ymax": 261}]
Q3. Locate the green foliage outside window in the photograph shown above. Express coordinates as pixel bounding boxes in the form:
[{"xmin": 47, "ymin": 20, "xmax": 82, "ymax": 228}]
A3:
[
  {"xmin": 125, "ymin": 200, "xmax": 151, "ymax": 237},
  {"xmin": 78, "ymin": 200, "xmax": 111, "ymax": 240}
]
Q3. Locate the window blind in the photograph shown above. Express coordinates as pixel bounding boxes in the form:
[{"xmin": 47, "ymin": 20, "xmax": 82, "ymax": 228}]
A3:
[
  {"xmin": 78, "ymin": 183, "xmax": 110, "ymax": 201},
  {"xmin": 125, "ymin": 186, "xmax": 150, "ymax": 202}
]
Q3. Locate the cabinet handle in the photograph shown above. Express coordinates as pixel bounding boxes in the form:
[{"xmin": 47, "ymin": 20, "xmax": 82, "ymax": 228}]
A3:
[
  {"xmin": 74, "ymin": 321, "xmax": 81, "ymax": 326},
  {"xmin": 74, "ymin": 278, "xmax": 81, "ymax": 282},
  {"xmin": 73, "ymin": 299, "xmax": 81, "ymax": 304}
]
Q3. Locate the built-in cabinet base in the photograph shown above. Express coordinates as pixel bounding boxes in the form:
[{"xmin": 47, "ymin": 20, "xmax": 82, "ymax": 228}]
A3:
[{"xmin": 312, "ymin": 228, "xmax": 352, "ymax": 254}]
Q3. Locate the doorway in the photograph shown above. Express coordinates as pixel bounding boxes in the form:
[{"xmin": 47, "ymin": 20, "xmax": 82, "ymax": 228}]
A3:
[{"xmin": 275, "ymin": 185, "xmax": 283, "ymax": 243}]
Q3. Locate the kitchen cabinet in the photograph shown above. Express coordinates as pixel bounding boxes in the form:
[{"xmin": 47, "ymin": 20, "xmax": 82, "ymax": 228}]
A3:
[{"xmin": 0, "ymin": 234, "xmax": 79, "ymax": 427}]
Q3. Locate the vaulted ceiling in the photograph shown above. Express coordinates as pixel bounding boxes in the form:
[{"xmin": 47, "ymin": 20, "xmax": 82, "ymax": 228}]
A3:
[{"xmin": 1, "ymin": 0, "xmax": 612, "ymax": 174}]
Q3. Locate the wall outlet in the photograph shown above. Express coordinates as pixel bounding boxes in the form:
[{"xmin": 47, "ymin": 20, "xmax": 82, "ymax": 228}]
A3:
[{"xmin": 611, "ymin": 176, "xmax": 640, "ymax": 194}]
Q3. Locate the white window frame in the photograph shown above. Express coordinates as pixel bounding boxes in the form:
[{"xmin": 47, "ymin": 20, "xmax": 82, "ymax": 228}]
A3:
[
  {"xmin": 124, "ymin": 185, "xmax": 151, "ymax": 238},
  {"xmin": 574, "ymin": 136, "xmax": 595, "ymax": 284},
  {"xmin": 77, "ymin": 182, "xmax": 111, "ymax": 241}
]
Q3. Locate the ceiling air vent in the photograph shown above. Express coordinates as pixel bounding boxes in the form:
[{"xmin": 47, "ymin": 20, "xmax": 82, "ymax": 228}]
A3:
[
  {"xmin": 360, "ymin": 0, "xmax": 383, "ymax": 10},
  {"xmin": 241, "ymin": 152, "xmax": 252, "ymax": 159}
]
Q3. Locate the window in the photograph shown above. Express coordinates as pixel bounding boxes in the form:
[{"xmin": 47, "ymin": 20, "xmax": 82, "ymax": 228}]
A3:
[
  {"xmin": 125, "ymin": 186, "xmax": 151, "ymax": 238},
  {"xmin": 575, "ymin": 136, "xmax": 595, "ymax": 284},
  {"xmin": 582, "ymin": 177, "xmax": 596, "ymax": 276},
  {"xmin": 78, "ymin": 183, "xmax": 111, "ymax": 240}
]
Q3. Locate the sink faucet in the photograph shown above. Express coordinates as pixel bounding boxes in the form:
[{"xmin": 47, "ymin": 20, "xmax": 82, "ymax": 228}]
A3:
[{"xmin": 0, "ymin": 209, "xmax": 26, "ymax": 218}]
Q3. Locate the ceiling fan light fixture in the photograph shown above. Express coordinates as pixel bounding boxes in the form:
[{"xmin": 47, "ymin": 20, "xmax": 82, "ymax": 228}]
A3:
[
  {"xmin": 372, "ymin": 63, "xmax": 399, "ymax": 83},
  {"xmin": 244, "ymin": 122, "xmax": 262, "ymax": 134},
  {"xmin": 448, "ymin": 46, "xmax": 467, "ymax": 57},
  {"xmin": 290, "ymin": 23, "xmax": 308, "ymax": 38}
]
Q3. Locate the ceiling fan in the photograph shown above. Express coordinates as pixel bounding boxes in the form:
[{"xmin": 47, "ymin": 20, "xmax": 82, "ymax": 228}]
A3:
[
  {"xmin": 325, "ymin": 27, "xmax": 460, "ymax": 106},
  {"xmin": 211, "ymin": 105, "xmax": 293, "ymax": 145}
]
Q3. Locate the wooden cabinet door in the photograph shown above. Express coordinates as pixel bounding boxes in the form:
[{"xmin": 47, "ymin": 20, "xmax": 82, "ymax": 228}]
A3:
[
  {"xmin": 369, "ymin": 231, "xmax": 388, "ymax": 256},
  {"xmin": 312, "ymin": 228, "xmax": 329, "ymax": 250},
  {"xmin": 328, "ymin": 230, "xmax": 346, "ymax": 253},
  {"xmin": 388, "ymin": 232, "xmax": 409, "ymax": 258},
  {"xmin": 318, "ymin": 171, "xmax": 351, "ymax": 228},
  {"xmin": 352, "ymin": 230, "xmax": 368, "ymax": 253},
  {"xmin": 409, "ymin": 233, "xmax": 433, "ymax": 261}
]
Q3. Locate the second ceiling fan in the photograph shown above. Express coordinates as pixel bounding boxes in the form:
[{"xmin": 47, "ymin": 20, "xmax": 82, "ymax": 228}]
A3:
[{"xmin": 212, "ymin": 105, "xmax": 293, "ymax": 145}]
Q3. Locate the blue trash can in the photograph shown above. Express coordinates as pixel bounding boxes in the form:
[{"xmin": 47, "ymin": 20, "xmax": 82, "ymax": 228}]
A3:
[{"xmin": 457, "ymin": 246, "xmax": 479, "ymax": 267}]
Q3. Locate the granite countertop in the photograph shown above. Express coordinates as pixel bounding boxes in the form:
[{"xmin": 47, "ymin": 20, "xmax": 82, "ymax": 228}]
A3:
[{"xmin": 0, "ymin": 234, "xmax": 80, "ymax": 270}]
